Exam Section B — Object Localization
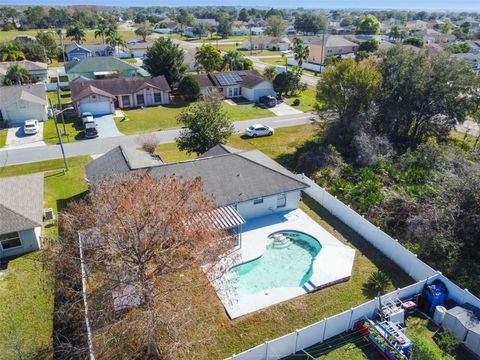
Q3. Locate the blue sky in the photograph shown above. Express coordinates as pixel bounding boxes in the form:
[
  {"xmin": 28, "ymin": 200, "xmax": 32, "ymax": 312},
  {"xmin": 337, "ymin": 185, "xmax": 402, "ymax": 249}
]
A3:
[{"xmin": 2, "ymin": 0, "xmax": 480, "ymax": 10}]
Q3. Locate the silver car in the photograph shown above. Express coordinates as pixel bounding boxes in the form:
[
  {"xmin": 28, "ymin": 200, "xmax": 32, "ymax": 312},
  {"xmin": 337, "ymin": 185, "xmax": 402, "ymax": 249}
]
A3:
[{"xmin": 245, "ymin": 124, "xmax": 274, "ymax": 138}]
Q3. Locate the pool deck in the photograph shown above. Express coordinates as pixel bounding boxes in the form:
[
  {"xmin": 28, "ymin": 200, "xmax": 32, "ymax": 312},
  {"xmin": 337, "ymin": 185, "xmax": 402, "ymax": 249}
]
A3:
[{"xmin": 209, "ymin": 208, "xmax": 356, "ymax": 319}]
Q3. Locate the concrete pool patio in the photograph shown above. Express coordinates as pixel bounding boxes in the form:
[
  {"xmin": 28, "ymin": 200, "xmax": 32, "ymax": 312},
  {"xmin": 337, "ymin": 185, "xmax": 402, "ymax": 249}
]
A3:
[{"xmin": 209, "ymin": 208, "xmax": 356, "ymax": 319}]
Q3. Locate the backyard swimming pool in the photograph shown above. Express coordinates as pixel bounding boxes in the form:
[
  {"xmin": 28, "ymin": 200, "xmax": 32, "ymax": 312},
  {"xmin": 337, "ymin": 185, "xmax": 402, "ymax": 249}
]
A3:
[{"xmin": 227, "ymin": 231, "xmax": 322, "ymax": 295}]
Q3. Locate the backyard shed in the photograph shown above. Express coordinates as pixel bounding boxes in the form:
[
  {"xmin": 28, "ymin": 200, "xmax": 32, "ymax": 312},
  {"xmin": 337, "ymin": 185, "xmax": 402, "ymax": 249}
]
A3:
[
  {"xmin": 442, "ymin": 304, "xmax": 480, "ymax": 342},
  {"xmin": 465, "ymin": 322, "xmax": 480, "ymax": 356}
]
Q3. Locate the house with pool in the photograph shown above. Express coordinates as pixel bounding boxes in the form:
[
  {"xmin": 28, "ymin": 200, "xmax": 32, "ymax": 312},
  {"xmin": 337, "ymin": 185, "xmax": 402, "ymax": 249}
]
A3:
[{"xmin": 85, "ymin": 144, "xmax": 355, "ymax": 318}]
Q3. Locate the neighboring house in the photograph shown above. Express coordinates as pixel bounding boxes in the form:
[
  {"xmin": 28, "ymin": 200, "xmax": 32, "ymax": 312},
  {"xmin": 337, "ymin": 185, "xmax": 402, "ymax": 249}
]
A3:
[
  {"xmin": 0, "ymin": 173, "xmax": 44, "ymax": 258},
  {"xmin": 86, "ymin": 145, "xmax": 309, "ymax": 236},
  {"xmin": 242, "ymin": 37, "xmax": 291, "ymax": 51},
  {"xmin": 192, "ymin": 71, "xmax": 275, "ymax": 102},
  {"xmin": 467, "ymin": 40, "xmax": 480, "ymax": 54},
  {"xmin": 307, "ymin": 36, "xmax": 358, "ymax": 64},
  {"xmin": 13, "ymin": 35, "xmax": 37, "ymax": 43},
  {"xmin": 417, "ymin": 29, "xmax": 455, "ymax": 44},
  {"xmin": 70, "ymin": 75, "xmax": 171, "ymax": 116},
  {"xmin": 126, "ymin": 41, "xmax": 153, "ymax": 58},
  {"xmin": 0, "ymin": 60, "xmax": 48, "ymax": 84},
  {"xmin": 427, "ymin": 19, "xmax": 446, "ymax": 29},
  {"xmin": 0, "ymin": 83, "xmax": 47, "ymax": 125},
  {"xmin": 64, "ymin": 57, "xmax": 139, "ymax": 81},
  {"xmin": 183, "ymin": 51, "xmax": 200, "ymax": 72},
  {"xmin": 195, "ymin": 18, "xmax": 219, "ymax": 27},
  {"xmin": 248, "ymin": 18, "xmax": 268, "ymax": 28},
  {"xmin": 249, "ymin": 27, "xmax": 265, "ymax": 36},
  {"xmin": 232, "ymin": 26, "xmax": 248, "ymax": 36},
  {"xmin": 406, "ymin": 20, "xmax": 428, "ymax": 31},
  {"xmin": 64, "ymin": 42, "xmax": 115, "ymax": 61}
]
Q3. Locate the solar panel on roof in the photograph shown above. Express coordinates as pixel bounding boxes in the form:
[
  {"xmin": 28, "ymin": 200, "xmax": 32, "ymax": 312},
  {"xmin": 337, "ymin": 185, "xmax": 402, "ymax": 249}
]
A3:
[{"xmin": 215, "ymin": 72, "xmax": 242, "ymax": 86}]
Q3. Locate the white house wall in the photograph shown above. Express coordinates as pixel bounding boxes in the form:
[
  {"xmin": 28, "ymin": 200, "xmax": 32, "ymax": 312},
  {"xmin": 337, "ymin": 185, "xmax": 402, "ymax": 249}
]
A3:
[
  {"xmin": 236, "ymin": 190, "xmax": 301, "ymax": 220},
  {"xmin": 2, "ymin": 100, "xmax": 47, "ymax": 124},
  {"xmin": 0, "ymin": 227, "xmax": 41, "ymax": 258}
]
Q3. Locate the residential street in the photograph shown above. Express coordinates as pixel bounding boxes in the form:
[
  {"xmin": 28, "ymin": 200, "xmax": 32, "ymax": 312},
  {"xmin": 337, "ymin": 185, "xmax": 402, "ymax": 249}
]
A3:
[{"xmin": 0, "ymin": 113, "xmax": 316, "ymax": 167}]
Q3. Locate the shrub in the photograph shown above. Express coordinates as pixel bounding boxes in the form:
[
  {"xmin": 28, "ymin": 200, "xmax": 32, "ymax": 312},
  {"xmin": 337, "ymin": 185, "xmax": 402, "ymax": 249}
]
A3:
[
  {"xmin": 436, "ymin": 330, "xmax": 459, "ymax": 354},
  {"xmin": 411, "ymin": 337, "xmax": 440, "ymax": 360},
  {"xmin": 138, "ymin": 133, "xmax": 159, "ymax": 154},
  {"xmin": 177, "ymin": 75, "xmax": 201, "ymax": 101},
  {"xmin": 292, "ymin": 99, "xmax": 300, "ymax": 106},
  {"xmin": 365, "ymin": 271, "xmax": 391, "ymax": 294}
]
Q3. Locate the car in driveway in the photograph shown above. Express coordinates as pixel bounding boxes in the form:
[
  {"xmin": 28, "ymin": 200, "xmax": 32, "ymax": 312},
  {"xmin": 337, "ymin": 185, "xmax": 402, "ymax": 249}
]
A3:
[
  {"xmin": 23, "ymin": 120, "xmax": 39, "ymax": 135},
  {"xmin": 81, "ymin": 112, "xmax": 94, "ymax": 126},
  {"xmin": 84, "ymin": 122, "xmax": 98, "ymax": 139},
  {"xmin": 245, "ymin": 124, "xmax": 274, "ymax": 138},
  {"xmin": 258, "ymin": 95, "xmax": 277, "ymax": 108}
]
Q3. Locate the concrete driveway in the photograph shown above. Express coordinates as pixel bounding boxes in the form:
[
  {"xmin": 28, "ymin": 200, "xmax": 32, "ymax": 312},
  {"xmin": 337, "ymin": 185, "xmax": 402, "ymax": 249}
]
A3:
[
  {"xmin": 269, "ymin": 102, "xmax": 303, "ymax": 116},
  {"xmin": 5, "ymin": 123, "xmax": 46, "ymax": 149},
  {"xmin": 94, "ymin": 114, "xmax": 124, "ymax": 139}
]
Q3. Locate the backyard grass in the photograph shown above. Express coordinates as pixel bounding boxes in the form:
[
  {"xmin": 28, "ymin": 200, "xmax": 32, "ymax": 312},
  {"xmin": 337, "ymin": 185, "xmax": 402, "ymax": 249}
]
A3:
[
  {"xmin": 154, "ymin": 125, "xmax": 414, "ymax": 358},
  {"xmin": 46, "ymin": 90, "xmax": 72, "ymax": 110},
  {"xmin": 0, "ymin": 128, "xmax": 7, "ymax": 148},
  {"xmin": 216, "ymin": 43, "xmax": 283, "ymax": 56},
  {"xmin": 116, "ymin": 102, "xmax": 275, "ymax": 135},
  {"xmin": 0, "ymin": 156, "xmax": 90, "ymax": 360}
]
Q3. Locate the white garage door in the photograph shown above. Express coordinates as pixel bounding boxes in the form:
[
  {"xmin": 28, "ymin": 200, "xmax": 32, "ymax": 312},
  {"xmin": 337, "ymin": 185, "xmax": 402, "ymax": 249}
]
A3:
[
  {"xmin": 79, "ymin": 101, "xmax": 112, "ymax": 116},
  {"xmin": 6, "ymin": 106, "xmax": 43, "ymax": 125}
]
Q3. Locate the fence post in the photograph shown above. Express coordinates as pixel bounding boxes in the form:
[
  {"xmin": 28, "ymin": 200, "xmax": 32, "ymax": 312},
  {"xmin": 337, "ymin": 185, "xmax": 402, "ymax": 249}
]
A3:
[
  {"xmin": 294, "ymin": 330, "xmax": 299, "ymax": 352},
  {"xmin": 264, "ymin": 341, "xmax": 268, "ymax": 360},
  {"xmin": 463, "ymin": 289, "xmax": 469, "ymax": 304},
  {"xmin": 321, "ymin": 318, "xmax": 327, "ymax": 342},
  {"xmin": 348, "ymin": 308, "xmax": 354, "ymax": 330}
]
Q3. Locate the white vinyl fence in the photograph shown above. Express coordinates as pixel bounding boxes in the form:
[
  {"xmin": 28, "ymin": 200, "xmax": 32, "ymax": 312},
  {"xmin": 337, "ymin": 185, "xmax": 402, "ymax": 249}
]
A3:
[{"xmin": 225, "ymin": 177, "xmax": 480, "ymax": 360}]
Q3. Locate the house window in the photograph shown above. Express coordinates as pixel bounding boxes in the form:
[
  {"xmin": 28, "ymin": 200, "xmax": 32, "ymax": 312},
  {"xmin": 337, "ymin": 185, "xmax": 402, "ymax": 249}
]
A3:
[
  {"xmin": 122, "ymin": 96, "xmax": 130, "ymax": 107},
  {"xmin": 276, "ymin": 193, "xmax": 287, "ymax": 208},
  {"xmin": 239, "ymin": 87, "xmax": 242, "ymax": 96},
  {"xmin": 234, "ymin": 87, "xmax": 239, "ymax": 96},
  {"xmin": 327, "ymin": 49, "xmax": 333, "ymax": 54},
  {"xmin": 154, "ymin": 93, "xmax": 162, "ymax": 103},
  {"xmin": 0, "ymin": 232, "xmax": 22, "ymax": 250},
  {"xmin": 137, "ymin": 94, "xmax": 145, "ymax": 105},
  {"xmin": 228, "ymin": 88, "xmax": 233, "ymax": 97},
  {"xmin": 253, "ymin": 198, "xmax": 264, "ymax": 205},
  {"xmin": 352, "ymin": 47, "xmax": 356, "ymax": 51}
]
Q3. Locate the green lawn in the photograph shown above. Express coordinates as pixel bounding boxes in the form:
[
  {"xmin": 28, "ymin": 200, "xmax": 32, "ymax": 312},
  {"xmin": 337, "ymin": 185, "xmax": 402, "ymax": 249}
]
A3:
[
  {"xmin": 216, "ymin": 43, "xmax": 283, "ymax": 56},
  {"xmin": 46, "ymin": 90, "xmax": 72, "ymax": 110},
  {"xmin": 43, "ymin": 117, "xmax": 84, "ymax": 145},
  {"xmin": 0, "ymin": 156, "xmax": 90, "ymax": 359},
  {"xmin": 284, "ymin": 86, "xmax": 319, "ymax": 112},
  {"xmin": 116, "ymin": 102, "xmax": 275, "ymax": 135},
  {"xmin": 0, "ymin": 128, "xmax": 7, "ymax": 148}
]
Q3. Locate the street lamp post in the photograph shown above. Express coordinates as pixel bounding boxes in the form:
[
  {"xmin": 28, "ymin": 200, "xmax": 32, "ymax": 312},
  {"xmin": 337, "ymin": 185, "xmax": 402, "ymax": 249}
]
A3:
[{"xmin": 49, "ymin": 98, "xmax": 73, "ymax": 171}]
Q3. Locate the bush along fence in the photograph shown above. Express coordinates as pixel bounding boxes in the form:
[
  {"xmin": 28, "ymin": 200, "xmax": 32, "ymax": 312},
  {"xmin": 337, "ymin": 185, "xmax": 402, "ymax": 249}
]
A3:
[{"xmin": 225, "ymin": 175, "xmax": 480, "ymax": 360}]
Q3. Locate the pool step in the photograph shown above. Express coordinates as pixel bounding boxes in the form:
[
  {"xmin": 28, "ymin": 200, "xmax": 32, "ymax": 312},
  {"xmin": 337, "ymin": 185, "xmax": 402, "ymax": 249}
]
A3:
[{"xmin": 270, "ymin": 234, "xmax": 292, "ymax": 249}]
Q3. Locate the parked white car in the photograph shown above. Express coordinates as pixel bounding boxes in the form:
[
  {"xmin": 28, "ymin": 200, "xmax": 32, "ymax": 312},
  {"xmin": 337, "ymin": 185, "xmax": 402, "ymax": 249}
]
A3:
[
  {"xmin": 23, "ymin": 120, "xmax": 39, "ymax": 135},
  {"xmin": 245, "ymin": 124, "xmax": 274, "ymax": 138}
]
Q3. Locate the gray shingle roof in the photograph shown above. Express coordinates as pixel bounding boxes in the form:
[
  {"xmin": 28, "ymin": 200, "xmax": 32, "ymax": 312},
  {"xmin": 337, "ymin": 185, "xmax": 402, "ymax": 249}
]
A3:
[
  {"xmin": 199, "ymin": 144, "xmax": 241, "ymax": 158},
  {"xmin": 0, "ymin": 173, "xmax": 44, "ymax": 234},
  {"xmin": 0, "ymin": 83, "xmax": 46, "ymax": 108},
  {"xmin": 0, "ymin": 60, "xmax": 47, "ymax": 76},
  {"xmin": 64, "ymin": 42, "xmax": 113, "ymax": 54},
  {"xmin": 70, "ymin": 76, "xmax": 170, "ymax": 101},
  {"xmin": 310, "ymin": 36, "xmax": 358, "ymax": 47},
  {"xmin": 86, "ymin": 146, "xmax": 308, "ymax": 207},
  {"xmin": 65, "ymin": 56, "xmax": 137, "ymax": 74}
]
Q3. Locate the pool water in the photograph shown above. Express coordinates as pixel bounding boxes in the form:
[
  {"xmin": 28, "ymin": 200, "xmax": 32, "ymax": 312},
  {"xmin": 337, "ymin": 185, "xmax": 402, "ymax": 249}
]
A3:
[{"xmin": 227, "ymin": 231, "xmax": 322, "ymax": 295}]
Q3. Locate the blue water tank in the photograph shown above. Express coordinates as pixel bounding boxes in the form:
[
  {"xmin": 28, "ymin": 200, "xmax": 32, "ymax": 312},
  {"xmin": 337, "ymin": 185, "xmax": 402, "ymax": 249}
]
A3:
[{"xmin": 423, "ymin": 280, "xmax": 449, "ymax": 314}]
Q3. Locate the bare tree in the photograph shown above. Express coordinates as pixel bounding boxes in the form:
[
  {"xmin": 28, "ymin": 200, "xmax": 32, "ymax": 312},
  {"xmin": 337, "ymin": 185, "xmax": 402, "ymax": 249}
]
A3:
[
  {"xmin": 138, "ymin": 133, "xmax": 160, "ymax": 154},
  {"xmin": 53, "ymin": 174, "xmax": 237, "ymax": 359}
]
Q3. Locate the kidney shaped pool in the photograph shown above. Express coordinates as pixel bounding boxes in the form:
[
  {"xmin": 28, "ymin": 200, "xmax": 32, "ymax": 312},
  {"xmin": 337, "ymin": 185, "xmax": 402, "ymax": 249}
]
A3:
[{"xmin": 227, "ymin": 231, "xmax": 322, "ymax": 295}]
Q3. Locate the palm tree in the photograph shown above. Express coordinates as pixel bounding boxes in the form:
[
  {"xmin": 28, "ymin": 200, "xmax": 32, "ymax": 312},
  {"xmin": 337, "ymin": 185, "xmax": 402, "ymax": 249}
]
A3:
[
  {"xmin": 263, "ymin": 65, "xmax": 278, "ymax": 80},
  {"xmin": 222, "ymin": 50, "xmax": 242, "ymax": 71},
  {"xmin": 106, "ymin": 30, "xmax": 126, "ymax": 54},
  {"xmin": 95, "ymin": 22, "xmax": 108, "ymax": 44},
  {"xmin": 366, "ymin": 271, "xmax": 391, "ymax": 295},
  {"xmin": 292, "ymin": 37, "xmax": 309, "ymax": 67},
  {"xmin": 3, "ymin": 63, "xmax": 31, "ymax": 86},
  {"xmin": 66, "ymin": 24, "xmax": 86, "ymax": 43},
  {"xmin": 0, "ymin": 43, "xmax": 25, "ymax": 62}
]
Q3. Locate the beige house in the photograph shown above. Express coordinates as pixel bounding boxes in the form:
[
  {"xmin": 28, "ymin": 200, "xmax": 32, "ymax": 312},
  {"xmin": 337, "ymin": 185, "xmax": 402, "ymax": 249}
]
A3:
[
  {"xmin": 307, "ymin": 36, "xmax": 358, "ymax": 65},
  {"xmin": 70, "ymin": 76, "xmax": 170, "ymax": 116},
  {"xmin": 0, "ymin": 60, "xmax": 48, "ymax": 84}
]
